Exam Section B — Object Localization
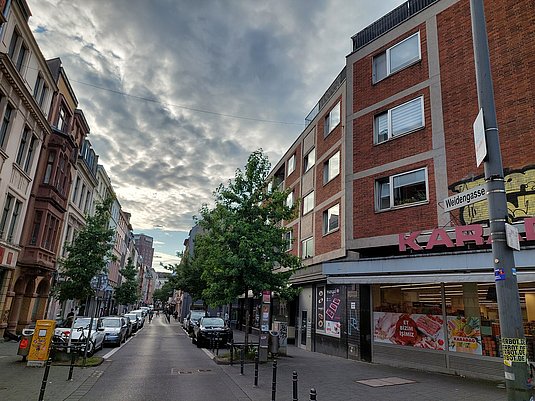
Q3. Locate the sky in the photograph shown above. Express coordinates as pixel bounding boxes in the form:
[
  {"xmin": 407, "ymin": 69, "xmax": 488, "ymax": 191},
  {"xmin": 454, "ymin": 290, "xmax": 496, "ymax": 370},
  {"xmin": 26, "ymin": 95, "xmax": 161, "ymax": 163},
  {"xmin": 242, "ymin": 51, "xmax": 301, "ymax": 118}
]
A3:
[{"xmin": 26, "ymin": 0, "xmax": 406, "ymax": 271}]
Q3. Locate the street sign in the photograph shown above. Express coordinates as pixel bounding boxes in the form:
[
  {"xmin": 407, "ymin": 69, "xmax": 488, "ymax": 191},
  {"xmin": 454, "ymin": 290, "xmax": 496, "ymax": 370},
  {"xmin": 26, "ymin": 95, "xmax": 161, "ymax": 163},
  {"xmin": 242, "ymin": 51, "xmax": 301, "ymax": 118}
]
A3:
[
  {"xmin": 505, "ymin": 223, "xmax": 520, "ymax": 251},
  {"xmin": 443, "ymin": 185, "xmax": 487, "ymax": 212},
  {"xmin": 473, "ymin": 108, "xmax": 487, "ymax": 167}
]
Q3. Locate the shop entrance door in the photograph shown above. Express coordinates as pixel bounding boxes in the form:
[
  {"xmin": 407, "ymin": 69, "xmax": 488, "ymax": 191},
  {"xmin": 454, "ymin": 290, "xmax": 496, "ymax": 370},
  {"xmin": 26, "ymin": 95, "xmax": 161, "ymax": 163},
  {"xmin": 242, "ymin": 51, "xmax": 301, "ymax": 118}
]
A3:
[{"xmin": 300, "ymin": 310, "xmax": 307, "ymax": 347}]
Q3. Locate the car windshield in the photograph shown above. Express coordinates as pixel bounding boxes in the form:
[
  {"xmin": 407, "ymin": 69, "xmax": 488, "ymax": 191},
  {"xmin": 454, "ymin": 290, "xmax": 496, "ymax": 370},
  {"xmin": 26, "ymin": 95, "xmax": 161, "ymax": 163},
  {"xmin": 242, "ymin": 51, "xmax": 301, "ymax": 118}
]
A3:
[
  {"xmin": 102, "ymin": 319, "xmax": 121, "ymax": 327},
  {"xmin": 202, "ymin": 318, "xmax": 224, "ymax": 327},
  {"xmin": 72, "ymin": 318, "xmax": 95, "ymax": 329},
  {"xmin": 125, "ymin": 314, "xmax": 137, "ymax": 320},
  {"xmin": 191, "ymin": 311, "xmax": 205, "ymax": 319}
]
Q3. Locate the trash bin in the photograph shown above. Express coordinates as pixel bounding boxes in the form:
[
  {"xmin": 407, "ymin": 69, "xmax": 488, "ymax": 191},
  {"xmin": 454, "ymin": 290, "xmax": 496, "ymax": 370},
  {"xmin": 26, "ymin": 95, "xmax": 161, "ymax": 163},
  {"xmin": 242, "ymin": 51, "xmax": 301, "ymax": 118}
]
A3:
[
  {"xmin": 269, "ymin": 330, "xmax": 280, "ymax": 355},
  {"xmin": 17, "ymin": 335, "xmax": 32, "ymax": 359}
]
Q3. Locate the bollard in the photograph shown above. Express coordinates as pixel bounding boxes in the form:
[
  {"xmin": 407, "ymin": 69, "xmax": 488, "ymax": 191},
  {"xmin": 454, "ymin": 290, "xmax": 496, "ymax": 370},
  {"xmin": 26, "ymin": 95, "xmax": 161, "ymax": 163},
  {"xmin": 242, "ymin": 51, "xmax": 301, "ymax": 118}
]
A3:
[
  {"xmin": 240, "ymin": 346, "xmax": 245, "ymax": 375},
  {"xmin": 67, "ymin": 346, "xmax": 76, "ymax": 381},
  {"xmin": 38, "ymin": 357, "xmax": 53, "ymax": 401},
  {"xmin": 230, "ymin": 339, "xmax": 234, "ymax": 366},
  {"xmin": 309, "ymin": 388, "xmax": 317, "ymax": 401},
  {"xmin": 271, "ymin": 359, "xmax": 277, "ymax": 401},
  {"xmin": 253, "ymin": 351, "xmax": 259, "ymax": 387},
  {"xmin": 293, "ymin": 371, "xmax": 298, "ymax": 401}
]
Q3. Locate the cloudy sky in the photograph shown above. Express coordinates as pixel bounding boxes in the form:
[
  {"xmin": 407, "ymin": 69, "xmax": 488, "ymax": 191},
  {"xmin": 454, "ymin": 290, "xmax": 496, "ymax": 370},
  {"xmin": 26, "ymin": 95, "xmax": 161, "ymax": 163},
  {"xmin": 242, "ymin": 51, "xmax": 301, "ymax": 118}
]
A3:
[{"xmin": 26, "ymin": 0, "xmax": 405, "ymax": 269}]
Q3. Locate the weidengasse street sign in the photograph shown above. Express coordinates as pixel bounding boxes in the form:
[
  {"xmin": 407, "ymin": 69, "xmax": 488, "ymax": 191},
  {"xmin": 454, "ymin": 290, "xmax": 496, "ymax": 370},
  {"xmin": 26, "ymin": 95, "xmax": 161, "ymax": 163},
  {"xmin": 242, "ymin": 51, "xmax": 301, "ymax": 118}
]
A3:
[{"xmin": 443, "ymin": 185, "xmax": 487, "ymax": 212}]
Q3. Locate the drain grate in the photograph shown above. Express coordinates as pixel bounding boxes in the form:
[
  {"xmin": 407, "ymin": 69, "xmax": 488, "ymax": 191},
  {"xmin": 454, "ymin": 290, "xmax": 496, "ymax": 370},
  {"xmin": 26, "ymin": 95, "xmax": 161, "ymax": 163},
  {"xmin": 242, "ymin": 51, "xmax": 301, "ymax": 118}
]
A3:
[
  {"xmin": 356, "ymin": 377, "xmax": 416, "ymax": 387},
  {"xmin": 171, "ymin": 368, "xmax": 212, "ymax": 375}
]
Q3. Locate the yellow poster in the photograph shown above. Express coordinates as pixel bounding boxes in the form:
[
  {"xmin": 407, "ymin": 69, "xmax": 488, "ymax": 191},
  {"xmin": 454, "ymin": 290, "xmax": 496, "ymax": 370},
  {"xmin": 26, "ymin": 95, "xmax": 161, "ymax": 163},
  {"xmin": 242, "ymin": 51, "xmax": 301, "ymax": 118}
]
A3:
[{"xmin": 501, "ymin": 338, "xmax": 527, "ymax": 365}]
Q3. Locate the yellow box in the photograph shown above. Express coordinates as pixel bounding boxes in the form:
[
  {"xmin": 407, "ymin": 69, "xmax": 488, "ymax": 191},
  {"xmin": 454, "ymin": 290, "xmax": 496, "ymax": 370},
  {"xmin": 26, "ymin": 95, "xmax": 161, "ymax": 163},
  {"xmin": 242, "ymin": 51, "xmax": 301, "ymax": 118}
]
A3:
[{"xmin": 27, "ymin": 319, "xmax": 56, "ymax": 367}]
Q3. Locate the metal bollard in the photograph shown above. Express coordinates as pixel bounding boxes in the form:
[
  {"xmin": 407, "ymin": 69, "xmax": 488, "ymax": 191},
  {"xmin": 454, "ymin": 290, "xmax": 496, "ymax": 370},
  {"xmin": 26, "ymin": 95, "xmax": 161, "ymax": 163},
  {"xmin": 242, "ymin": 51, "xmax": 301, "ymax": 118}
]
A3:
[
  {"xmin": 230, "ymin": 339, "xmax": 234, "ymax": 366},
  {"xmin": 271, "ymin": 359, "xmax": 277, "ymax": 401},
  {"xmin": 67, "ymin": 346, "xmax": 76, "ymax": 381},
  {"xmin": 293, "ymin": 371, "xmax": 298, "ymax": 401},
  {"xmin": 253, "ymin": 351, "xmax": 259, "ymax": 387},
  {"xmin": 38, "ymin": 357, "xmax": 53, "ymax": 401},
  {"xmin": 309, "ymin": 388, "xmax": 317, "ymax": 400},
  {"xmin": 240, "ymin": 346, "xmax": 245, "ymax": 375}
]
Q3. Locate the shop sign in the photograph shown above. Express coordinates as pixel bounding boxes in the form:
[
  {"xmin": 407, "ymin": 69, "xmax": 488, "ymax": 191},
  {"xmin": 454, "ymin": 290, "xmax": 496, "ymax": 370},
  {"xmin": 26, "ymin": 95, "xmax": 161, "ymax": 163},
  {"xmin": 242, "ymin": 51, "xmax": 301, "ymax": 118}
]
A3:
[
  {"xmin": 324, "ymin": 287, "xmax": 342, "ymax": 338},
  {"xmin": 501, "ymin": 338, "xmax": 527, "ymax": 365},
  {"xmin": 399, "ymin": 216, "xmax": 535, "ymax": 252}
]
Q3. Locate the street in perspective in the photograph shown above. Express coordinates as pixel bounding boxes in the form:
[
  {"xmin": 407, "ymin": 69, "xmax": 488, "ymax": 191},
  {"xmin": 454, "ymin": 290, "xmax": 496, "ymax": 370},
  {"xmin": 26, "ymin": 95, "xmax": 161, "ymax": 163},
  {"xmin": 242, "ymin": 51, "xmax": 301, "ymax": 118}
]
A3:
[{"xmin": 1, "ymin": 0, "xmax": 535, "ymax": 401}]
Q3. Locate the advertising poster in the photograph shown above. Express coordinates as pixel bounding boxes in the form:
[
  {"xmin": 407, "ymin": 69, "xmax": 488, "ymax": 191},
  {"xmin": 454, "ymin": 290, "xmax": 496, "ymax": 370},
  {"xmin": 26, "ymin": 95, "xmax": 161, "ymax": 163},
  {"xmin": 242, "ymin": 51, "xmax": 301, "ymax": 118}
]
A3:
[
  {"xmin": 316, "ymin": 286, "xmax": 325, "ymax": 332},
  {"xmin": 447, "ymin": 316, "xmax": 482, "ymax": 355},
  {"xmin": 324, "ymin": 286, "xmax": 342, "ymax": 338},
  {"xmin": 373, "ymin": 312, "xmax": 445, "ymax": 350}
]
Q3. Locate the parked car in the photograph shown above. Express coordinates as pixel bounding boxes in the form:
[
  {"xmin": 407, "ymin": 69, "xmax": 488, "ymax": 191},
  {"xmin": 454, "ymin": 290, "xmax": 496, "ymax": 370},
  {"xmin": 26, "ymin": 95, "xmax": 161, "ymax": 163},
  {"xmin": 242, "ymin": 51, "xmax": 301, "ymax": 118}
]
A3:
[
  {"xmin": 131, "ymin": 310, "xmax": 145, "ymax": 327},
  {"xmin": 124, "ymin": 313, "xmax": 140, "ymax": 332},
  {"xmin": 184, "ymin": 310, "xmax": 207, "ymax": 336},
  {"xmin": 101, "ymin": 317, "xmax": 128, "ymax": 346},
  {"xmin": 54, "ymin": 317, "xmax": 105, "ymax": 356},
  {"xmin": 123, "ymin": 316, "xmax": 134, "ymax": 338},
  {"xmin": 193, "ymin": 317, "xmax": 233, "ymax": 348}
]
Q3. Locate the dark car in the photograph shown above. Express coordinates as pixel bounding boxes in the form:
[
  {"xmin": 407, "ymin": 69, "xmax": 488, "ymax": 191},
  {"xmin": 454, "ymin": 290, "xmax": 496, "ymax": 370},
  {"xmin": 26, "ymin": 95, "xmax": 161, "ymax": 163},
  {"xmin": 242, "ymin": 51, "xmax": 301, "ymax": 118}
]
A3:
[
  {"xmin": 124, "ymin": 313, "xmax": 140, "ymax": 332},
  {"xmin": 193, "ymin": 317, "xmax": 233, "ymax": 348},
  {"xmin": 101, "ymin": 317, "xmax": 128, "ymax": 346},
  {"xmin": 184, "ymin": 310, "xmax": 207, "ymax": 336}
]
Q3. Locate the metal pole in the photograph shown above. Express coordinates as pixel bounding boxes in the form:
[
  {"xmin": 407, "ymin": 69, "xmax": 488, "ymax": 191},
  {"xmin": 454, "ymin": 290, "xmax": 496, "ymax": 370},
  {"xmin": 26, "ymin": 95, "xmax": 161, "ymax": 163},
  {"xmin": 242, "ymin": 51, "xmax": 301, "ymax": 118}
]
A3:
[
  {"xmin": 240, "ymin": 346, "xmax": 244, "ymax": 375},
  {"xmin": 271, "ymin": 359, "xmax": 277, "ymax": 401},
  {"xmin": 469, "ymin": 1, "xmax": 530, "ymax": 400},
  {"xmin": 293, "ymin": 371, "xmax": 298, "ymax": 401},
  {"xmin": 254, "ymin": 351, "xmax": 259, "ymax": 387},
  {"xmin": 67, "ymin": 346, "xmax": 76, "ymax": 381},
  {"xmin": 38, "ymin": 357, "xmax": 53, "ymax": 401},
  {"xmin": 230, "ymin": 339, "xmax": 234, "ymax": 366},
  {"xmin": 309, "ymin": 388, "xmax": 317, "ymax": 401}
]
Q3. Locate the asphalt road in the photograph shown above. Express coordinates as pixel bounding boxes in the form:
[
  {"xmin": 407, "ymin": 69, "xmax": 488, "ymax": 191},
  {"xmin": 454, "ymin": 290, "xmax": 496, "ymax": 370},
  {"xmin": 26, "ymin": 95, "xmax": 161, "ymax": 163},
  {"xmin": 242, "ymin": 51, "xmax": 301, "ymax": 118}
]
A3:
[{"xmin": 82, "ymin": 315, "xmax": 250, "ymax": 401}]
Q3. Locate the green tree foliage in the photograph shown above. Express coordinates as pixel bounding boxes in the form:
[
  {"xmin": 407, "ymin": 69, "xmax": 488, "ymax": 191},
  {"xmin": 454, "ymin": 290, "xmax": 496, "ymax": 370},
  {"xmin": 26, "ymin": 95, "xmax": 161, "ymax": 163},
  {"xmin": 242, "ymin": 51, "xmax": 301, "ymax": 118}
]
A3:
[
  {"xmin": 55, "ymin": 198, "xmax": 116, "ymax": 302},
  {"xmin": 115, "ymin": 257, "xmax": 140, "ymax": 306},
  {"xmin": 195, "ymin": 149, "xmax": 301, "ymax": 307},
  {"xmin": 152, "ymin": 280, "xmax": 177, "ymax": 303},
  {"xmin": 162, "ymin": 250, "xmax": 206, "ymax": 303}
]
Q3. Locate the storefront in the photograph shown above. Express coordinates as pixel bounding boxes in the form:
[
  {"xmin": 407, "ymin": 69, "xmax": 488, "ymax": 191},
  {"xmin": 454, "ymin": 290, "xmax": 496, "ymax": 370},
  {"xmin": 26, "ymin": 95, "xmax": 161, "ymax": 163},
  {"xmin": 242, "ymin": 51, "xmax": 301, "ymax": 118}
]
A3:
[{"xmin": 323, "ymin": 219, "xmax": 535, "ymax": 380}]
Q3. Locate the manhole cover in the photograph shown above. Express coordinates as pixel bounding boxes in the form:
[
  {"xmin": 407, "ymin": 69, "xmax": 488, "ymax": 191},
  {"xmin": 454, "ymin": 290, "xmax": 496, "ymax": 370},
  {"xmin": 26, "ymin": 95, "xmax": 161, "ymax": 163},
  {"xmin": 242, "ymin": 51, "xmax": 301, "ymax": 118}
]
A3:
[{"xmin": 356, "ymin": 377, "xmax": 416, "ymax": 387}]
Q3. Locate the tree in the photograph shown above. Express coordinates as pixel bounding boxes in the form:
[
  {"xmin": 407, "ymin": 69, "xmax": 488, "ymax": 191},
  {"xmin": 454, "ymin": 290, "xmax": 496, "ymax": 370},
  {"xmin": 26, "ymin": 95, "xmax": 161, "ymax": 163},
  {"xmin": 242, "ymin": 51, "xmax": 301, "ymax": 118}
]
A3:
[
  {"xmin": 55, "ymin": 198, "xmax": 115, "ymax": 303},
  {"xmin": 115, "ymin": 258, "xmax": 140, "ymax": 307},
  {"xmin": 194, "ymin": 149, "xmax": 301, "ymax": 345},
  {"xmin": 162, "ymin": 250, "xmax": 206, "ymax": 304}
]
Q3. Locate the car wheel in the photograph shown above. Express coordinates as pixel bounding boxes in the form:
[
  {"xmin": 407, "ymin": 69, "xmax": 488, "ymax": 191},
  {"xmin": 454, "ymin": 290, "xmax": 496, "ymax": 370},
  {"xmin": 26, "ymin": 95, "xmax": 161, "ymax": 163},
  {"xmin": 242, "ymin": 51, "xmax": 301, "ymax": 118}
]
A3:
[{"xmin": 86, "ymin": 340, "xmax": 95, "ymax": 356}]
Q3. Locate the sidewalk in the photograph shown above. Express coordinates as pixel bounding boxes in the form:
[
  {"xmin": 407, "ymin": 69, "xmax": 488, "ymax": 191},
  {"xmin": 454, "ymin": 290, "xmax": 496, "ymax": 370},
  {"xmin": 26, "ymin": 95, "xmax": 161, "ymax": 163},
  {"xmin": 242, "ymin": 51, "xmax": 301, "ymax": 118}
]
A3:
[{"xmin": 0, "ymin": 339, "xmax": 103, "ymax": 401}]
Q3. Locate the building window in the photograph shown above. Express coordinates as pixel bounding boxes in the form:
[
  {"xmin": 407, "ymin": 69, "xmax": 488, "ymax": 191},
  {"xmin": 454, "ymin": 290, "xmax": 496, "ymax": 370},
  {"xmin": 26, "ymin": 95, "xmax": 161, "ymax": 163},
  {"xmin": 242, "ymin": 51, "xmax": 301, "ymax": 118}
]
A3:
[
  {"xmin": 302, "ymin": 237, "xmax": 314, "ymax": 259},
  {"xmin": 72, "ymin": 176, "xmax": 80, "ymax": 203},
  {"xmin": 34, "ymin": 74, "xmax": 48, "ymax": 108},
  {"xmin": 42, "ymin": 213, "xmax": 59, "ymax": 251},
  {"xmin": 16, "ymin": 127, "xmax": 37, "ymax": 174},
  {"xmin": 287, "ymin": 154, "xmax": 296, "ymax": 176},
  {"xmin": 0, "ymin": 194, "xmax": 22, "ymax": 243},
  {"xmin": 84, "ymin": 190, "xmax": 91, "ymax": 214},
  {"xmin": 284, "ymin": 229, "xmax": 293, "ymax": 251},
  {"xmin": 323, "ymin": 204, "xmax": 340, "ymax": 235},
  {"xmin": 8, "ymin": 29, "xmax": 28, "ymax": 73},
  {"xmin": 303, "ymin": 191, "xmax": 314, "ymax": 215},
  {"xmin": 57, "ymin": 106, "xmax": 69, "ymax": 133},
  {"xmin": 376, "ymin": 168, "xmax": 428, "ymax": 211},
  {"xmin": 0, "ymin": 103, "xmax": 13, "ymax": 149},
  {"xmin": 324, "ymin": 101, "xmax": 341, "ymax": 136},
  {"xmin": 286, "ymin": 190, "xmax": 294, "ymax": 208},
  {"xmin": 323, "ymin": 151, "xmax": 340, "ymax": 184},
  {"xmin": 374, "ymin": 97, "xmax": 424, "ymax": 144},
  {"xmin": 43, "ymin": 151, "xmax": 56, "ymax": 184},
  {"xmin": 304, "ymin": 148, "xmax": 315, "ymax": 173},
  {"xmin": 373, "ymin": 31, "xmax": 421, "ymax": 83},
  {"xmin": 79, "ymin": 184, "xmax": 86, "ymax": 209},
  {"xmin": 30, "ymin": 210, "xmax": 43, "ymax": 245}
]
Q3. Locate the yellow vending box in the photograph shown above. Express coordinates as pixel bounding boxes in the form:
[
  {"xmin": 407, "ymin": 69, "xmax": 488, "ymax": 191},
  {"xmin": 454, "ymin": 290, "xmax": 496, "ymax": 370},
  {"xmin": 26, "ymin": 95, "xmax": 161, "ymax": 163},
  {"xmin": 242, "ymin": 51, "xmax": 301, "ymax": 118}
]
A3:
[{"xmin": 27, "ymin": 320, "xmax": 56, "ymax": 367}]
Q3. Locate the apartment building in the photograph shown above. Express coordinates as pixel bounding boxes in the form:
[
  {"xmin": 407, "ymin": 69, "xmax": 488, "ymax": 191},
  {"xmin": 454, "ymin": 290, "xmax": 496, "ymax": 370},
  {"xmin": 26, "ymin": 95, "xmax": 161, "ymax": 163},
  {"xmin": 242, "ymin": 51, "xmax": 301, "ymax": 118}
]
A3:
[
  {"xmin": 0, "ymin": 0, "xmax": 55, "ymax": 336},
  {"xmin": 271, "ymin": 0, "xmax": 535, "ymax": 380}
]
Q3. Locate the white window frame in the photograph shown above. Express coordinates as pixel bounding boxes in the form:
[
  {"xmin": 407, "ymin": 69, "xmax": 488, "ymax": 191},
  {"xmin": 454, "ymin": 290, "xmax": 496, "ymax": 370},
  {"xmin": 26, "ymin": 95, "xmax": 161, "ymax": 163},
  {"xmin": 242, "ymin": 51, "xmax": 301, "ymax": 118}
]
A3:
[
  {"xmin": 284, "ymin": 229, "xmax": 293, "ymax": 251},
  {"xmin": 323, "ymin": 151, "xmax": 340, "ymax": 184},
  {"xmin": 374, "ymin": 96, "xmax": 425, "ymax": 144},
  {"xmin": 302, "ymin": 191, "xmax": 314, "ymax": 215},
  {"xmin": 0, "ymin": 102, "xmax": 14, "ymax": 149},
  {"xmin": 324, "ymin": 101, "xmax": 341, "ymax": 136},
  {"xmin": 373, "ymin": 31, "xmax": 421, "ymax": 83},
  {"xmin": 286, "ymin": 190, "xmax": 294, "ymax": 208},
  {"xmin": 302, "ymin": 237, "xmax": 314, "ymax": 259},
  {"xmin": 375, "ymin": 167, "xmax": 429, "ymax": 211},
  {"xmin": 0, "ymin": 193, "xmax": 23, "ymax": 243},
  {"xmin": 287, "ymin": 154, "xmax": 296, "ymax": 176},
  {"xmin": 16, "ymin": 127, "xmax": 38, "ymax": 174},
  {"xmin": 304, "ymin": 148, "xmax": 315, "ymax": 173},
  {"xmin": 323, "ymin": 204, "xmax": 340, "ymax": 235}
]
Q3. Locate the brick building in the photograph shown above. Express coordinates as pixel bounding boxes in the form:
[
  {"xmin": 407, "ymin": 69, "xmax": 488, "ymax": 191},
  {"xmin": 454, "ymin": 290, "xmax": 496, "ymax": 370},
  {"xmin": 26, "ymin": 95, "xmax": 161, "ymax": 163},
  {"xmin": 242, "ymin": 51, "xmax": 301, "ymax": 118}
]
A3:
[{"xmin": 270, "ymin": 0, "xmax": 535, "ymax": 380}]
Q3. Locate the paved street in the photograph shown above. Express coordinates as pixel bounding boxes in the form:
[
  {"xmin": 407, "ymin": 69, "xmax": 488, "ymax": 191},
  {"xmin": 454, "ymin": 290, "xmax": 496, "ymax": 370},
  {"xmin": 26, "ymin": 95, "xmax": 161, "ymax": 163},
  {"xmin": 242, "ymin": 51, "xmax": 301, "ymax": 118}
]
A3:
[{"xmin": 0, "ymin": 315, "xmax": 521, "ymax": 400}]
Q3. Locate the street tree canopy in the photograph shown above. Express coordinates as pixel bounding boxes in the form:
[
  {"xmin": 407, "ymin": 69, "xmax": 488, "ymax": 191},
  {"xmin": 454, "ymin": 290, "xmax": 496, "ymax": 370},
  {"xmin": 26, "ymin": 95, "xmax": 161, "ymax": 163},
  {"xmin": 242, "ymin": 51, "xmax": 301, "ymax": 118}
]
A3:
[
  {"xmin": 54, "ymin": 198, "xmax": 116, "ymax": 303},
  {"xmin": 194, "ymin": 149, "xmax": 301, "ymax": 307},
  {"xmin": 115, "ymin": 257, "xmax": 140, "ymax": 307}
]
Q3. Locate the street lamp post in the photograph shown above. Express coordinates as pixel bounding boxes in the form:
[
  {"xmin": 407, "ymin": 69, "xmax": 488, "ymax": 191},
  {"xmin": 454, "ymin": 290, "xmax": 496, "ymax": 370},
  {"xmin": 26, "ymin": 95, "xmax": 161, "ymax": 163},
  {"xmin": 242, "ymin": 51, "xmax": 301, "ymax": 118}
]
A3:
[{"xmin": 469, "ymin": 1, "xmax": 530, "ymax": 400}]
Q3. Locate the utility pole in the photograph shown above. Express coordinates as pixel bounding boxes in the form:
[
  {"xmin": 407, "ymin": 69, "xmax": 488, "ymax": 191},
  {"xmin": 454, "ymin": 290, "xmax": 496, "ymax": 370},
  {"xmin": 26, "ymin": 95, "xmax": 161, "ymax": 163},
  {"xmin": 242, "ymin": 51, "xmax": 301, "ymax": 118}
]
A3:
[{"xmin": 469, "ymin": 1, "xmax": 531, "ymax": 400}]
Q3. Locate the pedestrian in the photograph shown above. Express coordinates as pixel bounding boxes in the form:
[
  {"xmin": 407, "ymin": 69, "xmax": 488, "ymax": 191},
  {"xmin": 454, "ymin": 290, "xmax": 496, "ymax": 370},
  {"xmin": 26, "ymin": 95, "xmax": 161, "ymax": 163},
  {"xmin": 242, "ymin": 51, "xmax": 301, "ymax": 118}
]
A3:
[
  {"xmin": 166, "ymin": 312, "xmax": 170, "ymax": 324},
  {"xmin": 148, "ymin": 310, "xmax": 153, "ymax": 324},
  {"xmin": 173, "ymin": 311, "xmax": 178, "ymax": 321}
]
